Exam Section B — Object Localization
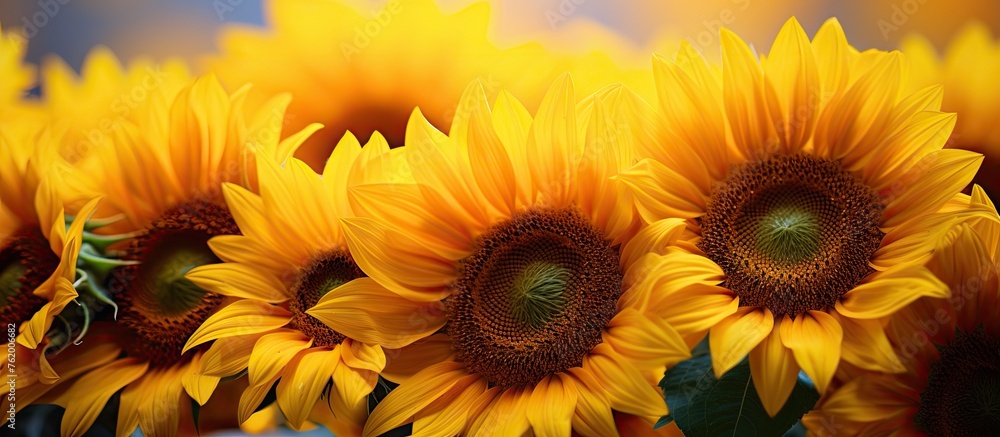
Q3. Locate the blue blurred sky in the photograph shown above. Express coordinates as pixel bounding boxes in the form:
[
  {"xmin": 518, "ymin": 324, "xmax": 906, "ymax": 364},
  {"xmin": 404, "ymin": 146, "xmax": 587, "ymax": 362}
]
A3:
[
  {"xmin": 0, "ymin": 0, "xmax": 1000, "ymax": 80},
  {"xmin": 3, "ymin": 0, "xmax": 998, "ymax": 72}
]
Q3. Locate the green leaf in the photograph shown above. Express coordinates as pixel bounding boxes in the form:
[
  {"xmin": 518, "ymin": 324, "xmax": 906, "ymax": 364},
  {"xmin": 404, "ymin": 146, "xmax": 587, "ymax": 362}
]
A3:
[
  {"xmin": 657, "ymin": 354, "xmax": 819, "ymax": 437},
  {"xmin": 190, "ymin": 397, "xmax": 201, "ymax": 436}
]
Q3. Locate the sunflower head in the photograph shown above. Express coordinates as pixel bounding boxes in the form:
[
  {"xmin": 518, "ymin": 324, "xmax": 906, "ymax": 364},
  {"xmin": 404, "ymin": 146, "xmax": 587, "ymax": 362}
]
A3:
[
  {"xmin": 334, "ymin": 77, "xmax": 699, "ymax": 436},
  {"xmin": 37, "ymin": 73, "xmax": 323, "ymax": 437},
  {"xmin": 1, "ymin": 122, "xmax": 101, "ymax": 386},
  {"xmin": 175, "ymin": 132, "xmax": 442, "ymax": 434},
  {"xmin": 805, "ymin": 186, "xmax": 1000, "ymax": 436},
  {"xmin": 616, "ymin": 16, "xmax": 986, "ymax": 416}
]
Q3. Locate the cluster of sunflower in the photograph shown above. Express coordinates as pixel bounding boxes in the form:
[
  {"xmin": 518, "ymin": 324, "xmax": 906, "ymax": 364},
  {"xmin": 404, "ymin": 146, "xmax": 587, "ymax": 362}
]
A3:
[{"xmin": 3, "ymin": 1, "xmax": 1000, "ymax": 436}]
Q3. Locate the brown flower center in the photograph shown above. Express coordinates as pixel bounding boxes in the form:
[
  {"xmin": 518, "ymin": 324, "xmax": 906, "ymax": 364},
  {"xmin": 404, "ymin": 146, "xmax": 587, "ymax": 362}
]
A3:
[
  {"xmin": 114, "ymin": 201, "xmax": 239, "ymax": 368},
  {"xmin": 916, "ymin": 327, "xmax": 1000, "ymax": 436},
  {"xmin": 0, "ymin": 227, "xmax": 59, "ymax": 326},
  {"xmin": 288, "ymin": 251, "xmax": 365, "ymax": 348},
  {"xmin": 699, "ymin": 155, "xmax": 884, "ymax": 317},
  {"xmin": 447, "ymin": 207, "xmax": 621, "ymax": 389}
]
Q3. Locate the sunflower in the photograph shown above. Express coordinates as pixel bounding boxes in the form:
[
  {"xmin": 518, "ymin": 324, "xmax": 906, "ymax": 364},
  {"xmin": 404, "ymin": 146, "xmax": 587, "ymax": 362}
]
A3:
[
  {"xmin": 208, "ymin": 0, "xmax": 652, "ymax": 171},
  {"xmin": 1, "ymin": 122, "xmax": 101, "ymax": 387},
  {"xmin": 615, "ymin": 17, "xmax": 986, "ymax": 416},
  {"xmin": 179, "ymin": 133, "xmax": 445, "ymax": 435},
  {"xmin": 0, "ymin": 21, "xmax": 33, "ymax": 110},
  {"xmin": 902, "ymin": 23, "xmax": 1000, "ymax": 199},
  {"xmin": 39, "ymin": 75, "xmax": 320, "ymax": 437},
  {"xmin": 803, "ymin": 186, "xmax": 1000, "ymax": 436},
  {"xmin": 340, "ymin": 78, "xmax": 691, "ymax": 436},
  {"xmin": 32, "ymin": 46, "xmax": 192, "ymax": 166}
]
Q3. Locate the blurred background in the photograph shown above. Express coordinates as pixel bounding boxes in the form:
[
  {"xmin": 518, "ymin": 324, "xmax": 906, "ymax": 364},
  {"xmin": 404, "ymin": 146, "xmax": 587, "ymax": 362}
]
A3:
[
  {"xmin": 2, "ymin": 0, "xmax": 998, "ymax": 70},
  {"xmin": 2, "ymin": 0, "xmax": 998, "ymax": 435}
]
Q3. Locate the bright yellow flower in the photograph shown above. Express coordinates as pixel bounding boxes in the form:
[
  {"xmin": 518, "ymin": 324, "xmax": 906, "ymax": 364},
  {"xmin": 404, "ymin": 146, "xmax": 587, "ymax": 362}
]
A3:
[
  {"xmin": 42, "ymin": 75, "xmax": 319, "ymax": 437},
  {"xmin": 616, "ymin": 17, "xmax": 986, "ymax": 416},
  {"xmin": 803, "ymin": 187, "xmax": 1000, "ymax": 436},
  {"xmin": 0, "ymin": 21, "xmax": 33, "ymax": 109},
  {"xmin": 344, "ymin": 78, "xmax": 691, "ymax": 436},
  {"xmin": 902, "ymin": 23, "xmax": 1000, "ymax": 198},
  {"xmin": 208, "ymin": 0, "xmax": 651, "ymax": 171},
  {"xmin": 180, "ymin": 133, "xmax": 445, "ymax": 435},
  {"xmin": 2, "ymin": 124, "xmax": 100, "ymax": 387},
  {"xmin": 33, "ymin": 46, "xmax": 192, "ymax": 167}
]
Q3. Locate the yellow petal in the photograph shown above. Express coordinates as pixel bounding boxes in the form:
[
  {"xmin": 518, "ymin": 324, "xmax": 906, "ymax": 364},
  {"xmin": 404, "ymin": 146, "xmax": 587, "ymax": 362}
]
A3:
[
  {"xmin": 817, "ymin": 376, "xmax": 912, "ymax": 422},
  {"xmin": 583, "ymin": 344, "xmax": 667, "ymax": 418},
  {"xmin": 185, "ymin": 263, "xmax": 290, "ymax": 303},
  {"xmin": 778, "ymin": 311, "xmax": 843, "ymax": 394},
  {"xmin": 881, "ymin": 149, "xmax": 983, "ymax": 228},
  {"xmin": 836, "ymin": 266, "xmax": 948, "ymax": 319},
  {"xmin": 709, "ymin": 307, "xmax": 774, "ymax": 378},
  {"xmin": 199, "ymin": 332, "xmax": 264, "ymax": 377},
  {"xmin": 340, "ymin": 338, "xmax": 387, "ymax": 373},
  {"xmin": 363, "ymin": 361, "xmax": 468, "ymax": 437},
  {"xmin": 616, "ymin": 158, "xmax": 707, "ymax": 223},
  {"xmin": 181, "ymin": 355, "xmax": 221, "ymax": 406},
  {"xmin": 323, "ymin": 132, "xmax": 363, "ymax": 219},
  {"xmin": 619, "ymin": 218, "xmax": 687, "ymax": 269},
  {"xmin": 833, "ymin": 312, "xmax": 905, "ymax": 374},
  {"xmin": 652, "ymin": 46, "xmax": 727, "ymax": 184},
  {"xmin": 491, "ymin": 90, "xmax": 534, "ymax": 207},
  {"xmin": 404, "ymin": 108, "xmax": 489, "ymax": 229},
  {"xmin": 811, "ymin": 18, "xmax": 852, "ymax": 99},
  {"xmin": 749, "ymin": 325, "xmax": 800, "ymax": 417},
  {"xmin": 137, "ymin": 367, "xmax": 184, "ymax": 437},
  {"xmin": 183, "ymin": 300, "xmax": 291, "ymax": 353},
  {"xmin": 340, "ymin": 217, "xmax": 455, "ymax": 302},
  {"xmin": 569, "ymin": 375, "xmax": 617, "ymax": 437},
  {"xmin": 207, "ymin": 235, "xmax": 294, "ymax": 275},
  {"xmin": 764, "ymin": 17, "xmax": 820, "ymax": 153},
  {"xmin": 221, "ymin": 183, "xmax": 312, "ymax": 264},
  {"xmin": 814, "ymin": 53, "xmax": 900, "ymax": 165},
  {"xmin": 277, "ymin": 349, "xmax": 338, "ymax": 429},
  {"xmin": 61, "ymin": 359, "xmax": 148, "ymax": 437},
  {"xmin": 348, "ymin": 183, "xmax": 473, "ymax": 260},
  {"xmin": 246, "ymin": 330, "xmax": 313, "ymax": 389},
  {"xmin": 307, "ymin": 277, "xmax": 446, "ymax": 349},
  {"xmin": 526, "ymin": 375, "xmax": 578, "ymax": 437},
  {"xmin": 527, "ymin": 74, "xmax": 578, "ymax": 207},
  {"xmin": 721, "ymin": 27, "xmax": 778, "ymax": 159},
  {"xmin": 329, "ymin": 347, "xmax": 379, "ymax": 428},
  {"xmin": 468, "ymin": 387, "xmax": 531, "ymax": 436},
  {"xmin": 382, "ymin": 334, "xmax": 454, "ymax": 384},
  {"xmin": 605, "ymin": 308, "xmax": 691, "ymax": 376},
  {"xmin": 465, "ymin": 81, "xmax": 517, "ymax": 218},
  {"xmin": 412, "ymin": 376, "xmax": 488, "ymax": 437}
]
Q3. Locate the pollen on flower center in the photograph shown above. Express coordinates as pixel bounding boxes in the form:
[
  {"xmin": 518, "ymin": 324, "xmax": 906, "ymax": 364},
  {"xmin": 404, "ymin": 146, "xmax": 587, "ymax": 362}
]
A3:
[
  {"xmin": 0, "ymin": 228, "xmax": 59, "ymax": 326},
  {"xmin": 509, "ymin": 261, "xmax": 569, "ymax": 328},
  {"xmin": 916, "ymin": 328, "xmax": 1000, "ymax": 436},
  {"xmin": 756, "ymin": 205, "xmax": 821, "ymax": 264},
  {"xmin": 288, "ymin": 250, "xmax": 365, "ymax": 348},
  {"xmin": 447, "ymin": 207, "xmax": 622, "ymax": 389},
  {"xmin": 699, "ymin": 155, "xmax": 885, "ymax": 317},
  {"xmin": 115, "ymin": 201, "xmax": 239, "ymax": 368}
]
